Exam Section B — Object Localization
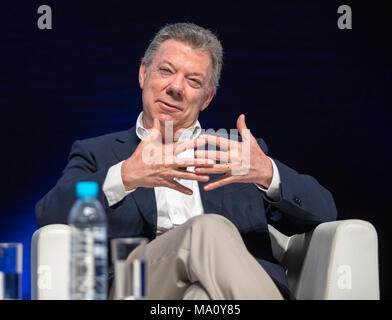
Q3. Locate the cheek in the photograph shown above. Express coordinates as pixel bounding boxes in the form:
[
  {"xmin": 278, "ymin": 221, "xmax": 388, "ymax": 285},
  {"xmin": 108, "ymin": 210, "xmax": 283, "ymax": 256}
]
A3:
[
  {"xmin": 188, "ymin": 92, "xmax": 208, "ymax": 110},
  {"xmin": 184, "ymin": 96, "xmax": 200, "ymax": 114},
  {"xmin": 145, "ymin": 73, "xmax": 164, "ymax": 92},
  {"xmin": 143, "ymin": 81, "xmax": 160, "ymax": 104}
]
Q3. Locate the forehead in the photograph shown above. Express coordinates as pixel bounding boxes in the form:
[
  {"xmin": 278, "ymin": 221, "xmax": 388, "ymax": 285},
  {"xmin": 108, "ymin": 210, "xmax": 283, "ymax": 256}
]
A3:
[{"xmin": 152, "ymin": 39, "xmax": 212, "ymax": 76}]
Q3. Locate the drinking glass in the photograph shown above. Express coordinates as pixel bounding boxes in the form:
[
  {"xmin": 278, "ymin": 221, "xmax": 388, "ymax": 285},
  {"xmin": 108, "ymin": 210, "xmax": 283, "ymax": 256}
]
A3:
[
  {"xmin": 111, "ymin": 238, "xmax": 148, "ymax": 300},
  {"xmin": 0, "ymin": 243, "xmax": 23, "ymax": 300}
]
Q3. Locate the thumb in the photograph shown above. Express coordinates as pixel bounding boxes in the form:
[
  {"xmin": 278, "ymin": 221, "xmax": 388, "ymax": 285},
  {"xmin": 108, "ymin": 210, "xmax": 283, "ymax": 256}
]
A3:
[
  {"xmin": 237, "ymin": 114, "xmax": 247, "ymax": 135},
  {"xmin": 148, "ymin": 118, "xmax": 162, "ymax": 141},
  {"xmin": 152, "ymin": 118, "xmax": 161, "ymax": 131},
  {"xmin": 237, "ymin": 114, "xmax": 253, "ymax": 142}
]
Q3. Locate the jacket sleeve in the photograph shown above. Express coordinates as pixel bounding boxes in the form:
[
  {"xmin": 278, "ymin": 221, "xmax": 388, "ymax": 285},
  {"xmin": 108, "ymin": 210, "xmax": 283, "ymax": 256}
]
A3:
[
  {"xmin": 256, "ymin": 138, "xmax": 338, "ymax": 236},
  {"xmin": 35, "ymin": 140, "xmax": 112, "ymax": 227}
]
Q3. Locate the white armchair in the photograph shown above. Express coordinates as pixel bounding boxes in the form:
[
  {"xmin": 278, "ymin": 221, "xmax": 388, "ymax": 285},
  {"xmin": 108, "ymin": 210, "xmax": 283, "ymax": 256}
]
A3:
[
  {"xmin": 30, "ymin": 219, "xmax": 380, "ymax": 300},
  {"xmin": 268, "ymin": 219, "xmax": 379, "ymax": 299}
]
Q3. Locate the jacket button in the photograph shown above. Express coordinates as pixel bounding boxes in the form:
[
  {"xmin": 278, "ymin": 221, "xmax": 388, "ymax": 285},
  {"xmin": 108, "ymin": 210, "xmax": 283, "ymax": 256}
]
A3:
[{"xmin": 294, "ymin": 196, "xmax": 302, "ymax": 206}]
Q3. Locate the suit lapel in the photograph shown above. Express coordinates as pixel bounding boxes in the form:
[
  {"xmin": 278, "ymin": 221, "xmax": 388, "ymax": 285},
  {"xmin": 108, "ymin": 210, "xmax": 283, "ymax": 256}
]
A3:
[{"xmin": 112, "ymin": 126, "xmax": 139, "ymax": 162}]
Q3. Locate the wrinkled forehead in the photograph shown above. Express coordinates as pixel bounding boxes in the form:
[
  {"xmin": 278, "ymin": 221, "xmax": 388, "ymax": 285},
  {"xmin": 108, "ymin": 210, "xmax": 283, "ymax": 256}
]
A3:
[{"xmin": 151, "ymin": 39, "xmax": 213, "ymax": 76}]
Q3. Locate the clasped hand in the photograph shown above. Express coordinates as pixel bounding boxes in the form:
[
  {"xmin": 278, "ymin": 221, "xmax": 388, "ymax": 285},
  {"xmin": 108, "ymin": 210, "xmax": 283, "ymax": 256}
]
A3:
[{"xmin": 121, "ymin": 115, "xmax": 273, "ymax": 194}]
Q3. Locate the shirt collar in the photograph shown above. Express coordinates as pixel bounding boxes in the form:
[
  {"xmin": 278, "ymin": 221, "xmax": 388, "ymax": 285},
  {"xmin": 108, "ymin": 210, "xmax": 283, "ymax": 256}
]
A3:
[{"xmin": 135, "ymin": 111, "xmax": 202, "ymax": 142}]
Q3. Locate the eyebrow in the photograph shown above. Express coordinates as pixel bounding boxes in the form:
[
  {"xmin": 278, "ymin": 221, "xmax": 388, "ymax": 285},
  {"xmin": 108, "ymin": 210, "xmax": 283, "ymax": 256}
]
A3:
[{"xmin": 160, "ymin": 60, "xmax": 205, "ymax": 79}]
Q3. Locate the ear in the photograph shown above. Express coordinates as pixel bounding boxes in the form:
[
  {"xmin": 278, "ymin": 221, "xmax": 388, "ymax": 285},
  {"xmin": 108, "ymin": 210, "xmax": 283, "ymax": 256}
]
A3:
[
  {"xmin": 139, "ymin": 60, "xmax": 147, "ymax": 89},
  {"xmin": 200, "ymin": 87, "xmax": 216, "ymax": 112}
]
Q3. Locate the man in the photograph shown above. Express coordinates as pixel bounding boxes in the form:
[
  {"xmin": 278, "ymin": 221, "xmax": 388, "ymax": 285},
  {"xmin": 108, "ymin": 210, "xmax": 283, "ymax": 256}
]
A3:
[{"xmin": 36, "ymin": 23, "xmax": 338, "ymax": 300}]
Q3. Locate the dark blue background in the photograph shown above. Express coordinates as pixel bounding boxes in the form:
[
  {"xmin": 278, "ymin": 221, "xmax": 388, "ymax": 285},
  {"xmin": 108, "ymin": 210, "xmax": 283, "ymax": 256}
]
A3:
[{"xmin": 1, "ymin": 0, "xmax": 390, "ymax": 299}]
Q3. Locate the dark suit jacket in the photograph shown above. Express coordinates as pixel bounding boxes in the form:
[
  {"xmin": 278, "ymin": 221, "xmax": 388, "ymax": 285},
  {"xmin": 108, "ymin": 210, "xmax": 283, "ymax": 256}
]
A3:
[{"xmin": 35, "ymin": 126, "xmax": 338, "ymax": 299}]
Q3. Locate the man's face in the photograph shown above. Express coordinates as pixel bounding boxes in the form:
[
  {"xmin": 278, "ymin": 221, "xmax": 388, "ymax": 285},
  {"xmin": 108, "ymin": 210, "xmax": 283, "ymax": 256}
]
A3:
[{"xmin": 139, "ymin": 39, "xmax": 216, "ymax": 136}]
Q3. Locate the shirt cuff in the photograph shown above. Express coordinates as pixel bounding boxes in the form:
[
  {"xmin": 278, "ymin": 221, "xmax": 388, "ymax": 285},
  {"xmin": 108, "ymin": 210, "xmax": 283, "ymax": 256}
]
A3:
[
  {"xmin": 103, "ymin": 161, "xmax": 135, "ymax": 207},
  {"xmin": 254, "ymin": 157, "xmax": 281, "ymax": 202}
]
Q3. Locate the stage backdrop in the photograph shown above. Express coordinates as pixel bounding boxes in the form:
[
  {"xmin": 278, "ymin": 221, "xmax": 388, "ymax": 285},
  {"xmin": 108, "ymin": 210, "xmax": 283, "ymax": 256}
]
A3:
[{"xmin": 1, "ymin": 1, "xmax": 390, "ymax": 299}]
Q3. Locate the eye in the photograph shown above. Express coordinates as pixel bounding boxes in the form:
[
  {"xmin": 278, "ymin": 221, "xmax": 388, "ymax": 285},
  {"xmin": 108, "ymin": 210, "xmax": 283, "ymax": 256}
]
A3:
[
  {"xmin": 159, "ymin": 67, "xmax": 173, "ymax": 75},
  {"xmin": 188, "ymin": 78, "xmax": 202, "ymax": 88}
]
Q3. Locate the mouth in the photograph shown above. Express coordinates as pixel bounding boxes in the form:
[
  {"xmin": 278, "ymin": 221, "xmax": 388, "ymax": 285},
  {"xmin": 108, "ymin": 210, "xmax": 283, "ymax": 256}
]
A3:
[{"xmin": 157, "ymin": 100, "xmax": 182, "ymax": 112}]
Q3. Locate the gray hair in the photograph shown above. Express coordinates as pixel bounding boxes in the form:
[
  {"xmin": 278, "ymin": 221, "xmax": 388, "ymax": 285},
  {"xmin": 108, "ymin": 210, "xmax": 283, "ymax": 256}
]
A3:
[{"xmin": 142, "ymin": 23, "xmax": 223, "ymax": 91}]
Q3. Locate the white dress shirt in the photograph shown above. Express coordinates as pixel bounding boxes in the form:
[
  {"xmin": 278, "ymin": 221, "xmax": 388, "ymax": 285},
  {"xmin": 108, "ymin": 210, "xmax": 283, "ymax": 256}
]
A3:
[{"xmin": 103, "ymin": 112, "xmax": 281, "ymax": 234}]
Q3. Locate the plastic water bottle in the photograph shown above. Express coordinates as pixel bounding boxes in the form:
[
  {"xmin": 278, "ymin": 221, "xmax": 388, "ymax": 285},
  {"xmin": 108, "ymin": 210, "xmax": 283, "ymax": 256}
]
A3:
[{"xmin": 68, "ymin": 181, "xmax": 108, "ymax": 300}]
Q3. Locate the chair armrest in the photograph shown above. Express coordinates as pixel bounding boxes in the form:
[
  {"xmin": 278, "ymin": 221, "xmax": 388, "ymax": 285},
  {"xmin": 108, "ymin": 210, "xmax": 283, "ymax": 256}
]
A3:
[
  {"xmin": 31, "ymin": 224, "xmax": 71, "ymax": 300},
  {"xmin": 294, "ymin": 219, "xmax": 379, "ymax": 300}
]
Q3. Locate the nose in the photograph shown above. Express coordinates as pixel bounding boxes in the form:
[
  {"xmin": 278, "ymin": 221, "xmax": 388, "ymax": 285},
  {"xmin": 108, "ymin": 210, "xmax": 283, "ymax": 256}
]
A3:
[{"xmin": 166, "ymin": 74, "xmax": 184, "ymax": 100}]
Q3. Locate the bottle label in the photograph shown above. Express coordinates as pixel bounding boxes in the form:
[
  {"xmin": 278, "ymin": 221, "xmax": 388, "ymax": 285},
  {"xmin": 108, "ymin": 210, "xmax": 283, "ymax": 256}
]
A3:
[{"xmin": 70, "ymin": 226, "xmax": 107, "ymax": 299}]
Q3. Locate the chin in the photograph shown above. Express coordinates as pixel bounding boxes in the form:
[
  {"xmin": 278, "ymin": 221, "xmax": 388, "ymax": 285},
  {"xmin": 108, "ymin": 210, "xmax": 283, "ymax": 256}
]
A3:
[{"xmin": 157, "ymin": 113, "xmax": 177, "ymax": 124}]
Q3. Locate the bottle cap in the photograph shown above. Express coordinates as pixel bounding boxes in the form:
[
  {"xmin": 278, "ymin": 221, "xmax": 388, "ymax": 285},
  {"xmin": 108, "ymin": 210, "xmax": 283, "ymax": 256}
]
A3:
[{"xmin": 75, "ymin": 181, "xmax": 98, "ymax": 198}]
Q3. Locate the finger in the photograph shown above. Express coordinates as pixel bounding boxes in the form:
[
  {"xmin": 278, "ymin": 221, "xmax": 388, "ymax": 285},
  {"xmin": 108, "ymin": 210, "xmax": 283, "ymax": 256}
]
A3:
[
  {"xmin": 194, "ymin": 163, "xmax": 233, "ymax": 175},
  {"xmin": 173, "ymin": 157, "xmax": 215, "ymax": 167},
  {"xmin": 237, "ymin": 114, "xmax": 252, "ymax": 141},
  {"xmin": 236, "ymin": 114, "xmax": 246, "ymax": 133},
  {"xmin": 172, "ymin": 170, "xmax": 210, "ymax": 182},
  {"xmin": 153, "ymin": 117, "xmax": 161, "ymax": 130},
  {"xmin": 163, "ymin": 180, "xmax": 194, "ymax": 195},
  {"xmin": 194, "ymin": 150, "xmax": 234, "ymax": 163},
  {"xmin": 174, "ymin": 137, "xmax": 208, "ymax": 155},
  {"xmin": 146, "ymin": 118, "xmax": 162, "ymax": 142},
  {"xmin": 203, "ymin": 174, "xmax": 238, "ymax": 191},
  {"xmin": 197, "ymin": 134, "xmax": 240, "ymax": 151}
]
